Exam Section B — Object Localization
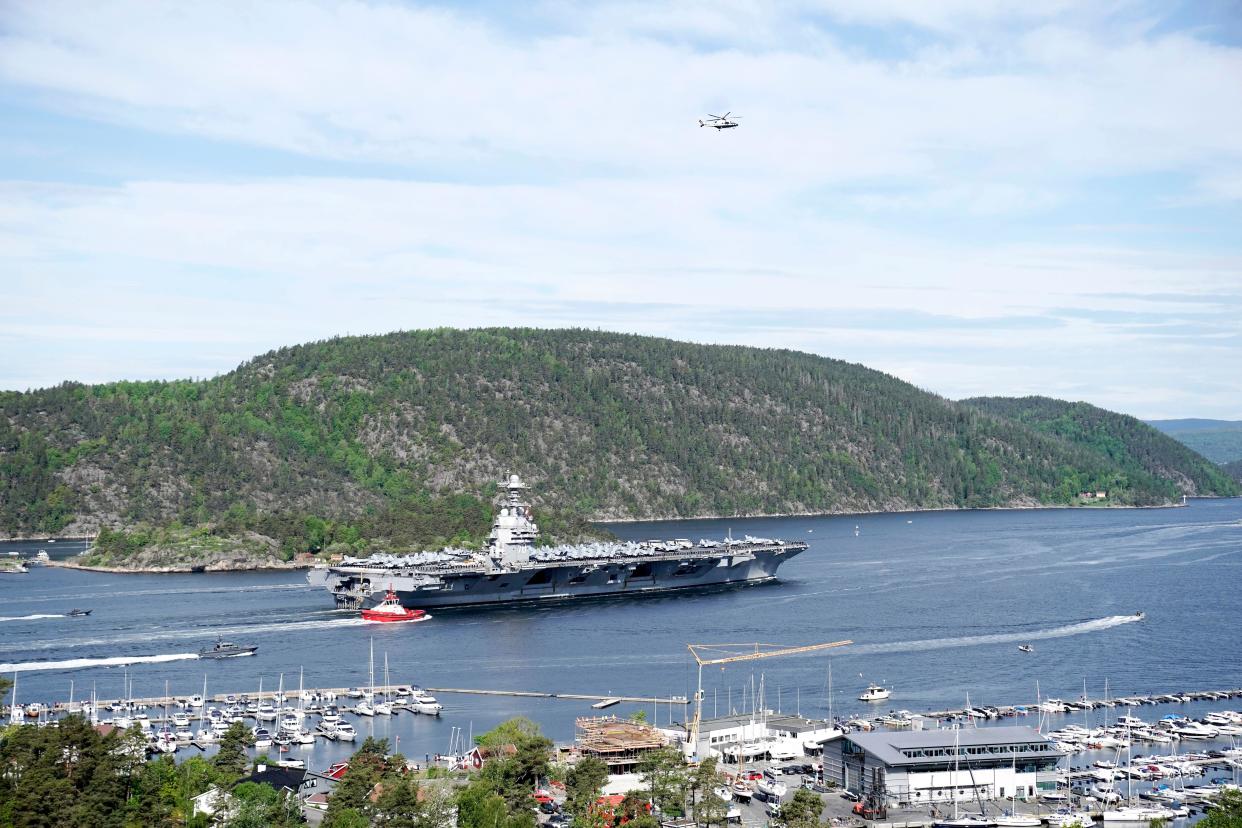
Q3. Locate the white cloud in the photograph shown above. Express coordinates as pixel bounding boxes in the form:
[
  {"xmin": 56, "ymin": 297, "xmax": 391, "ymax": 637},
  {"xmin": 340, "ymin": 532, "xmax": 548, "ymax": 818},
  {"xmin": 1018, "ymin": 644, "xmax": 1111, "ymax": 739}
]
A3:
[{"xmin": 0, "ymin": 0, "xmax": 1239, "ymax": 417}]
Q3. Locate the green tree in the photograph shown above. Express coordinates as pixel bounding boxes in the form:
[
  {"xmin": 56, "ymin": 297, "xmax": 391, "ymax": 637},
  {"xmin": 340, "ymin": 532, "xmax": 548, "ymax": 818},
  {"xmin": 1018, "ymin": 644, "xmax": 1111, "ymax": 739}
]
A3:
[
  {"xmin": 226, "ymin": 781, "xmax": 302, "ymax": 827},
  {"xmin": 637, "ymin": 746, "xmax": 688, "ymax": 817},
  {"xmin": 213, "ymin": 721, "xmax": 254, "ymax": 780},
  {"xmin": 1200, "ymin": 789, "xmax": 1242, "ymax": 828},
  {"xmin": 326, "ymin": 809, "xmax": 372, "ymax": 828},
  {"xmin": 781, "ymin": 788, "xmax": 825, "ymax": 828},
  {"xmin": 375, "ymin": 776, "xmax": 422, "ymax": 827},
  {"xmin": 565, "ymin": 757, "xmax": 609, "ymax": 823},
  {"xmin": 690, "ymin": 757, "xmax": 726, "ymax": 827}
]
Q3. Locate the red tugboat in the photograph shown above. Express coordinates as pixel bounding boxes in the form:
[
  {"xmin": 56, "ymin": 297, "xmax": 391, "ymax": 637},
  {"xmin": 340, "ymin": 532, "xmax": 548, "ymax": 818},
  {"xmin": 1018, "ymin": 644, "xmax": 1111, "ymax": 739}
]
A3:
[{"xmin": 360, "ymin": 587, "xmax": 430, "ymax": 623}]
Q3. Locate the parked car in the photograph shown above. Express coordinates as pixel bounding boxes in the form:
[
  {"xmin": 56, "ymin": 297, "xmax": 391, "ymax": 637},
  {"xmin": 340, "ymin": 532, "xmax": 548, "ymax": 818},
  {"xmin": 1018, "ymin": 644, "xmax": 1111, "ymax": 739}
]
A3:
[{"xmin": 840, "ymin": 790, "xmax": 861, "ymax": 802}]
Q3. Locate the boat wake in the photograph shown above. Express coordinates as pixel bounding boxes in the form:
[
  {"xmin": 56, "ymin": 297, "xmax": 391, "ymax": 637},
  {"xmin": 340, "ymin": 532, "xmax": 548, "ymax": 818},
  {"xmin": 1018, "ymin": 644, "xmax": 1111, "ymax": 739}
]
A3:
[
  {"xmin": 846, "ymin": 614, "xmax": 1144, "ymax": 656},
  {"xmin": 0, "ymin": 616, "xmax": 376, "ymax": 654},
  {"xmin": 0, "ymin": 653, "xmax": 201, "ymax": 673},
  {"xmin": 0, "ymin": 613, "xmax": 65, "ymax": 622}
]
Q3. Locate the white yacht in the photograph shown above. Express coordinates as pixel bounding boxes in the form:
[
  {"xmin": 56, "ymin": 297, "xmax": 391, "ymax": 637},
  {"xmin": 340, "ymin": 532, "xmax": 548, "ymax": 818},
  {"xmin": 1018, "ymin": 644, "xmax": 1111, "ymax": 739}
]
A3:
[
  {"xmin": 993, "ymin": 815, "xmax": 1041, "ymax": 827},
  {"xmin": 1101, "ymin": 806, "xmax": 1176, "ymax": 822},
  {"xmin": 858, "ymin": 683, "xmax": 891, "ymax": 702},
  {"xmin": 1172, "ymin": 721, "xmax": 1218, "ymax": 739},
  {"xmin": 411, "ymin": 689, "xmax": 443, "ymax": 715}
]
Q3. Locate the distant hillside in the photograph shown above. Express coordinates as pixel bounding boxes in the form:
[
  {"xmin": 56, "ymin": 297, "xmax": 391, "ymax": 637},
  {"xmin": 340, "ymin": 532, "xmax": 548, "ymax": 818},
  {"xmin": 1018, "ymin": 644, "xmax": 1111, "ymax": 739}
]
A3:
[
  {"xmin": 1224, "ymin": 459, "xmax": 1242, "ymax": 484},
  {"xmin": 3, "ymin": 329, "xmax": 1234, "ymax": 561},
  {"xmin": 963, "ymin": 397, "xmax": 1238, "ymax": 498},
  {"xmin": 1146, "ymin": 418, "xmax": 1242, "ymax": 465}
]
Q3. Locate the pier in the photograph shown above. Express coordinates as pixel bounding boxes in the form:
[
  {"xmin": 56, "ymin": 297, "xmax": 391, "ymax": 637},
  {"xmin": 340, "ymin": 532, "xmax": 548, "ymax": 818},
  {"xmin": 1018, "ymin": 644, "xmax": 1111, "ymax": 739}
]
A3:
[
  {"xmin": 10, "ymin": 683, "xmax": 1240, "ymax": 722},
  {"xmin": 17, "ymin": 684, "xmax": 688, "ymax": 717}
]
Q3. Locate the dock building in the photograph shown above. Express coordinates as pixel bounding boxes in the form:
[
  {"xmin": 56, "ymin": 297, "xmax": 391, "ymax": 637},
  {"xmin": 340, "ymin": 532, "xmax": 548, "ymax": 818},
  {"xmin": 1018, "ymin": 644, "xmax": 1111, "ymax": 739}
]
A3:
[
  {"xmin": 692, "ymin": 713, "xmax": 840, "ymax": 762},
  {"xmin": 820, "ymin": 726, "xmax": 1061, "ymax": 808}
]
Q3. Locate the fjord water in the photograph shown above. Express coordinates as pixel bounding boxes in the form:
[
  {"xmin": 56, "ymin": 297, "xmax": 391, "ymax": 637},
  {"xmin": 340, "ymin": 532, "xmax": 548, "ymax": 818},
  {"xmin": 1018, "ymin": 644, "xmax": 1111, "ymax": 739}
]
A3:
[{"xmin": 2, "ymin": 499, "xmax": 1241, "ymax": 764}]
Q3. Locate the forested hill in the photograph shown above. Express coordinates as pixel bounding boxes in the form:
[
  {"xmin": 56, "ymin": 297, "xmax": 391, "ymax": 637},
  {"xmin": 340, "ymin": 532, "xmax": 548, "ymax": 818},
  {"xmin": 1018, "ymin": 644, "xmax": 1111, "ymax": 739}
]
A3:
[
  {"xmin": 961, "ymin": 396, "xmax": 1238, "ymax": 500},
  {"xmin": 1146, "ymin": 418, "xmax": 1242, "ymax": 465},
  {"xmin": 1223, "ymin": 460, "xmax": 1242, "ymax": 485},
  {"xmin": 2, "ymin": 329, "xmax": 1235, "ymax": 558}
]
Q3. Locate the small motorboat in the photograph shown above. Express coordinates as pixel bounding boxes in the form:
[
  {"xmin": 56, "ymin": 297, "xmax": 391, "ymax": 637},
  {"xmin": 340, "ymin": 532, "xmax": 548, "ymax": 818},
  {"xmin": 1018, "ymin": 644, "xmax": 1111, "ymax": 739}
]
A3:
[
  {"xmin": 360, "ymin": 587, "xmax": 431, "ymax": 623},
  {"xmin": 1134, "ymin": 611, "xmax": 1145, "ymax": 620},
  {"xmin": 1018, "ymin": 644, "xmax": 1033, "ymax": 653},
  {"xmin": 66, "ymin": 608, "xmax": 92, "ymax": 617},
  {"xmin": 858, "ymin": 683, "xmax": 891, "ymax": 702}
]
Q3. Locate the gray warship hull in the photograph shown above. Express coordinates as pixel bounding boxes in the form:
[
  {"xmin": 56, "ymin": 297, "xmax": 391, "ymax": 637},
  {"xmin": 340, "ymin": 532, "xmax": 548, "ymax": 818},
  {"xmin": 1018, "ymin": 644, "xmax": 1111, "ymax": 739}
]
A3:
[{"xmin": 309, "ymin": 543, "xmax": 804, "ymax": 610}]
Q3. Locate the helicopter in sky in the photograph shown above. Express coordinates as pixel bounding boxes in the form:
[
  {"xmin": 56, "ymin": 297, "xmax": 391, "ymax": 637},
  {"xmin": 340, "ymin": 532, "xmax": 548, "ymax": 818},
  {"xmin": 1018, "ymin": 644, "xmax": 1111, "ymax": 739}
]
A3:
[{"xmin": 699, "ymin": 112, "xmax": 740, "ymax": 130}]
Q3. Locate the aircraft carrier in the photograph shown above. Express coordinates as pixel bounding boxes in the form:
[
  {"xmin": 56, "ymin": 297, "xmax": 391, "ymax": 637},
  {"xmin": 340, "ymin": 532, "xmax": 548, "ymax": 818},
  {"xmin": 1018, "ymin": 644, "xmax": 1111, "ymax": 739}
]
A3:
[{"xmin": 307, "ymin": 475, "xmax": 808, "ymax": 610}]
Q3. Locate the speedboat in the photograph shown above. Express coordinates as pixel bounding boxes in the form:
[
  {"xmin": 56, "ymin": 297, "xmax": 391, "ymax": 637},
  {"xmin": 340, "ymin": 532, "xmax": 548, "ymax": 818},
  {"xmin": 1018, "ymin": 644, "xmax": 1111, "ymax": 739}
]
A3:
[
  {"xmin": 360, "ymin": 587, "xmax": 431, "ymax": 623},
  {"xmin": 1018, "ymin": 645, "xmax": 1033, "ymax": 653},
  {"xmin": 66, "ymin": 608, "xmax": 91, "ymax": 617},
  {"xmin": 858, "ymin": 683, "xmax": 891, "ymax": 702},
  {"xmin": 198, "ymin": 638, "xmax": 258, "ymax": 659}
]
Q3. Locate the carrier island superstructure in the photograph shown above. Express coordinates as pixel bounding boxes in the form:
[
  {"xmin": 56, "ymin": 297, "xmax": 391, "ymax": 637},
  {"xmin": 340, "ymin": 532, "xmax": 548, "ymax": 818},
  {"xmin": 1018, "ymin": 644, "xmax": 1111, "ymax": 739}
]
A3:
[{"xmin": 308, "ymin": 475, "xmax": 809, "ymax": 610}]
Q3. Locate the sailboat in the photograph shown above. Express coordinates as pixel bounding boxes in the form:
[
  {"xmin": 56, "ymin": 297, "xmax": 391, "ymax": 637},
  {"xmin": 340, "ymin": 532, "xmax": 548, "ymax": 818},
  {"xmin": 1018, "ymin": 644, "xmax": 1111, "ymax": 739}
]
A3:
[
  {"xmin": 374, "ymin": 653, "xmax": 393, "ymax": 715},
  {"xmin": 195, "ymin": 675, "xmax": 215, "ymax": 744},
  {"xmin": 805, "ymin": 662, "xmax": 843, "ymax": 752},
  {"xmin": 1101, "ymin": 711, "xmax": 1176, "ymax": 823},
  {"xmin": 993, "ymin": 755, "xmax": 1040, "ymax": 827},
  {"xmin": 933, "ymin": 727, "xmax": 998, "ymax": 828},
  {"xmin": 355, "ymin": 639, "xmax": 376, "ymax": 716},
  {"xmin": 292, "ymin": 668, "xmax": 316, "ymax": 744}
]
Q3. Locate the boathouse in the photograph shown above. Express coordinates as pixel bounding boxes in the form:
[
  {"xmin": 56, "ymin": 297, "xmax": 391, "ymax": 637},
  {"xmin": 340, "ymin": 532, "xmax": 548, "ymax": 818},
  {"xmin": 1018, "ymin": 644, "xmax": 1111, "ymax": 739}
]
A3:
[
  {"xmin": 820, "ymin": 726, "xmax": 1061, "ymax": 807},
  {"xmin": 692, "ymin": 713, "xmax": 840, "ymax": 762}
]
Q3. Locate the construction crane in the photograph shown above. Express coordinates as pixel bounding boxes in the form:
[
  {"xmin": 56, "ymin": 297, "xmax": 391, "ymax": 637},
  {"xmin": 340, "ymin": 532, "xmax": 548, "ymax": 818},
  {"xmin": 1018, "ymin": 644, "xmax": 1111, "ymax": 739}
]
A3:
[{"xmin": 684, "ymin": 639, "xmax": 852, "ymax": 758}]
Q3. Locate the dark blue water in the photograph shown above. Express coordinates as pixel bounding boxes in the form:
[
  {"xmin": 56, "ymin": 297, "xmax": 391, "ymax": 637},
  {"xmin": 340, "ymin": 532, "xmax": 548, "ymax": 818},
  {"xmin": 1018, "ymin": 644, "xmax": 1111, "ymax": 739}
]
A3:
[{"xmin": 2, "ymin": 499, "xmax": 1241, "ymax": 768}]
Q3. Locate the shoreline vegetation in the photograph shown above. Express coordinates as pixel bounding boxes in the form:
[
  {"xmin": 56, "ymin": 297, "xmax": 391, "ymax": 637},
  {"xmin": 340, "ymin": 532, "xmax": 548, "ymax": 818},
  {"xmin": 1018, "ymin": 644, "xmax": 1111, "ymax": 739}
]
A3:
[{"xmin": 16, "ymin": 496, "xmax": 1229, "ymax": 574}]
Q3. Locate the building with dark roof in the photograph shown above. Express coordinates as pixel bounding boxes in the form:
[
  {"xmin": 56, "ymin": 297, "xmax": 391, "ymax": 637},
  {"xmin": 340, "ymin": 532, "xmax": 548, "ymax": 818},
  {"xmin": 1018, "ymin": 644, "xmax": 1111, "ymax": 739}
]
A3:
[
  {"xmin": 244, "ymin": 764, "xmax": 308, "ymax": 794},
  {"xmin": 821, "ymin": 726, "xmax": 1061, "ymax": 808}
]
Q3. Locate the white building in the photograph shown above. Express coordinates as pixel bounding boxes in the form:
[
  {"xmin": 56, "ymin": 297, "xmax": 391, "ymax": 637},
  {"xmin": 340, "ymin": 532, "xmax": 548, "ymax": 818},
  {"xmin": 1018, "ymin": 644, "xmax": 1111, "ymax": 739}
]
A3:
[
  {"xmin": 692, "ymin": 713, "xmax": 838, "ymax": 762},
  {"xmin": 821, "ymin": 726, "xmax": 1061, "ymax": 808}
]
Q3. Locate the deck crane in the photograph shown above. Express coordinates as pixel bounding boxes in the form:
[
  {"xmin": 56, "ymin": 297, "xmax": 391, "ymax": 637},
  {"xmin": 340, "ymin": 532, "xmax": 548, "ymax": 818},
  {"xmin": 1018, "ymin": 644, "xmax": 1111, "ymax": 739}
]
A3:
[{"xmin": 685, "ymin": 639, "xmax": 852, "ymax": 759}]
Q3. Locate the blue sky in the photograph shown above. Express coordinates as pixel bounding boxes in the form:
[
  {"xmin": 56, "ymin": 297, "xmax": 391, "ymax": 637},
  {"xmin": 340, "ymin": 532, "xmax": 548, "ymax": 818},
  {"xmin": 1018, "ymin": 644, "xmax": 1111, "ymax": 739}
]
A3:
[{"xmin": 1, "ymin": 0, "xmax": 1240, "ymax": 418}]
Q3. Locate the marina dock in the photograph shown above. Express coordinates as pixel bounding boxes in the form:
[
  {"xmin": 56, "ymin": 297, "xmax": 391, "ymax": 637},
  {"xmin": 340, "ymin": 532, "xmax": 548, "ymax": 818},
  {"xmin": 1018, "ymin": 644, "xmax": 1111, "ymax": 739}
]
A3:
[
  {"xmin": 10, "ymin": 683, "xmax": 1240, "ymax": 720},
  {"xmin": 21, "ymin": 684, "xmax": 688, "ymax": 716}
]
